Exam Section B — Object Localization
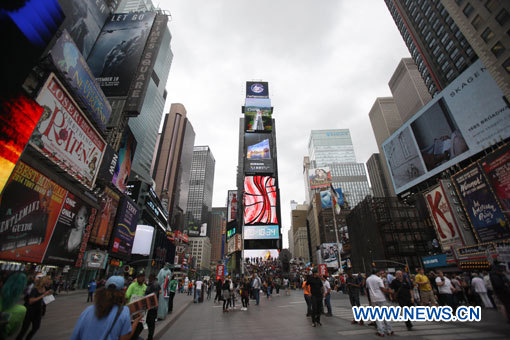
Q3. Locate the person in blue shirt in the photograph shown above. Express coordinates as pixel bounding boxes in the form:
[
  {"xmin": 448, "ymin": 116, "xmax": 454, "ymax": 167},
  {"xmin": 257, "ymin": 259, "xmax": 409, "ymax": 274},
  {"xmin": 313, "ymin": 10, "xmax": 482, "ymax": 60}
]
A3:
[
  {"xmin": 71, "ymin": 276, "xmax": 142, "ymax": 340},
  {"xmin": 87, "ymin": 280, "xmax": 97, "ymax": 303}
]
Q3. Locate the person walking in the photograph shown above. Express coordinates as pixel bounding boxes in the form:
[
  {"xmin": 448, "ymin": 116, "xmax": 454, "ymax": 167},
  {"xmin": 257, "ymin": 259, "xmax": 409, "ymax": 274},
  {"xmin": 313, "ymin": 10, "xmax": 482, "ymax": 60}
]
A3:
[
  {"xmin": 284, "ymin": 277, "xmax": 290, "ymax": 296},
  {"xmin": 214, "ymin": 278, "xmax": 222, "ymax": 303},
  {"xmin": 415, "ymin": 268, "xmax": 437, "ymax": 306},
  {"xmin": 390, "ymin": 270, "xmax": 413, "ymax": 330},
  {"xmin": 471, "ymin": 273, "xmax": 493, "ymax": 308},
  {"xmin": 252, "ymin": 273, "xmax": 262, "ymax": 306},
  {"xmin": 144, "ymin": 274, "xmax": 161, "ymax": 340},
  {"xmin": 125, "ymin": 272, "xmax": 147, "ymax": 340},
  {"xmin": 70, "ymin": 276, "xmax": 142, "ymax": 340},
  {"xmin": 207, "ymin": 280, "xmax": 212, "ymax": 300},
  {"xmin": 86, "ymin": 279, "xmax": 97, "ymax": 303},
  {"xmin": 322, "ymin": 275, "xmax": 332, "ymax": 316},
  {"xmin": 490, "ymin": 262, "xmax": 510, "ymax": 322},
  {"xmin": 302, "ymin": 276, "xmax": 312, "ymax": 317},
  {"xmin": 194, "ymin": 277, "xmax": 203, "ymax": 303},
  {"xmin": 1, "ymin": 272, "xmax": 28, "ymax": 339},
  {"xmin": 306, "ymin": 269, "xmax": 324, "ymax": 327},
  {"xmin": 168, "ymin": 275, "xmax": 178, "ymax": 313},
  {"xmin": 222, "ymin": 278, "xmax": 231, "ymax": 313},
  {"xmin": 346, "ymin": 270, "xmax": 363, "ymax": 325},
  {"xmin": 240, "ymin": 278, "xmax": 250, "ymax": 311},
  {"xmin": 366, "ymin": 268, "xmax": 394, "ymax": 337},
  {"xmin": 16, "ymin": 274, "xmax": 52, "ymax": 340},
  {"xmin": 435, "ymin": 271, "xmax": 455, "ymax": 308}
]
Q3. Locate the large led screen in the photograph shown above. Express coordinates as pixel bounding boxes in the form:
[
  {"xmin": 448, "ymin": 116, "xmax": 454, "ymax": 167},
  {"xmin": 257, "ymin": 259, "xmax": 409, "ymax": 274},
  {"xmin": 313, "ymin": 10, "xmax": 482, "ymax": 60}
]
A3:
[
  {"xmin": 244, "ymin": 176, "xmax": 278, "ymax": 225},
  {"xmin": 245, "ymin": 133, "xmax": 274, "ymax": 174},
  {"xmin": 112, "ymin": 126, "xmax": 137, "ymax": 193},
  {"xmin": 243, "ymin": 225, "xmax": 279, "ymax": 240},
  {"xmin": 246, "ymin": 81, "xmax": 269, "ymax": 98},
  {"xmin": 227, "ymin": 190, "xmax": 238, "ymax": 222},
  {"xmin": 110, "ymin": 196, "xmax": 140, "ymax": 258},
  {"xmin": 309, "ymin": 167, "xmax": 332, "ymax": 189},
  {"xmin": 243, "ymin": 249, "xmax": 279, "ymax": 261},
  {"xmin": 383, "ymin": 60, "xmax": 510, "ymax": 194},
  {"xmin": 245, "ymin": 107, "xmax": 272, "ymax": 132}
]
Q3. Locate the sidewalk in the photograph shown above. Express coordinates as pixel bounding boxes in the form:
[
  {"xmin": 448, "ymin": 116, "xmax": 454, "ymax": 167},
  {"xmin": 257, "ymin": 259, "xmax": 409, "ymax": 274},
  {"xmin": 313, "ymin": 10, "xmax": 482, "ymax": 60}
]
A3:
[{"xmin": 36, "ymin": 290, "xmax": 192, "ymax": 339}]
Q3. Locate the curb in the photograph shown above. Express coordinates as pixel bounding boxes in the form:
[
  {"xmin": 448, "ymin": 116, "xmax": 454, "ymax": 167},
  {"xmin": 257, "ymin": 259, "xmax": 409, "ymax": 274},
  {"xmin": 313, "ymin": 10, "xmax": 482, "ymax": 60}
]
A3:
[{"xmin": 154, "ymin": 299, "xmax": 193, "ymax": 339}]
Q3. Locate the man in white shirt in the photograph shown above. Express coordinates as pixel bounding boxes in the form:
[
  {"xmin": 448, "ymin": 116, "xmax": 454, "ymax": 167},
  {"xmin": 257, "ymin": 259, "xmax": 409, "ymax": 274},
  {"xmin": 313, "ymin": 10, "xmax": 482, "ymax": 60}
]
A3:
[
  {"xmin": 283, "ymin": 278, "xmax": 290, "ymax": 296},
  {"xmin": 471, "ymin": 273, "xmax": 494, "ymax": 308},
  {"xmin": 252, "ymin": 273, "xmax": 262, "ymax": 305},
  {"xmin": 322, "ymin": 276, "xmax": 332, "ymax": 316},
  {"xmin": 194, "ymin": 278, "xmax": 203, "ymax": 303},
  {"xmin": 366, "ymin": 269, "xmax": 393, "ymax": 337},
  {"xmin": 435, "ymin": 271, "xmax": 454, "ymax": 308}
]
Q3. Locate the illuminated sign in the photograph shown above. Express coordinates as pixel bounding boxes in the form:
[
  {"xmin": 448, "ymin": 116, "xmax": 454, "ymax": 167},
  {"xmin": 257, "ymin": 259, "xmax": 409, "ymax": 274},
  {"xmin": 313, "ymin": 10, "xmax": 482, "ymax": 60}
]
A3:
[{"xmin": 243, "ymin": 225, "xmax": 279, "ymax": 240}]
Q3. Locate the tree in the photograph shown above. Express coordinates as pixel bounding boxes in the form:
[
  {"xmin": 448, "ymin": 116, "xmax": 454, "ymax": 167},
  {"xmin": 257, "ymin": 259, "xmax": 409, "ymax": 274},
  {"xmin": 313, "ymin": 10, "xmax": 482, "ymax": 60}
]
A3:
[{"xmin": 279, "ymin": 249, "xmax": 292, "ymax": 274}]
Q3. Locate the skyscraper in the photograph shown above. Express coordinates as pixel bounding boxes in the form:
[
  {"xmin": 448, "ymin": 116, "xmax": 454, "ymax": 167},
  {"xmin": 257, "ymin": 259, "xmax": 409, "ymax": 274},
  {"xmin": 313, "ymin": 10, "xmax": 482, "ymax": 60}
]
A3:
[
  {"xmin": 115, "ymin": 0, "xmax": 154, "ymax": 12},
  {"xmin": 385, "ymin": 0, "xmax": 478, "ymax": 96},
  {"xmin": 366, "ymin": 153, "xmax": 392, "ymax": 197},
  {"xmin": 210, "ymin": 207, "xmax": 227, "ymax": 264},
  {"xmin": 152, "ymin": 103, "xmax": 195, "ymax": 229},
  {"xmin": 185, "ymin": 146, "xmax": 215, "ymax": 237}
]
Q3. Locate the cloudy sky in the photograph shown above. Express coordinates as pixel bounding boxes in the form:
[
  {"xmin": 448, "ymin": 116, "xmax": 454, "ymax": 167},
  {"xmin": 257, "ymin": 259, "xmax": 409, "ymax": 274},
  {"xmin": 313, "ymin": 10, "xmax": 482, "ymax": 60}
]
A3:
[{"xmin": 158, "ymin": 0, "xmax": 410, "ymax": 248}]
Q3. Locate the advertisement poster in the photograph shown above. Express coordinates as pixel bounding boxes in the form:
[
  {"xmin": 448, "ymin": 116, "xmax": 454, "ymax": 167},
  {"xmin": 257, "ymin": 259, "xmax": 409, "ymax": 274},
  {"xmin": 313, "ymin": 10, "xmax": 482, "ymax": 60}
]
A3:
[
  {"xmin": 246, "ymin": 81, "xmax": 269, "ymax": 98},
  {"xmin": 245, "ymin": 107, "xmax": 272, "ymax": 132},
  {"xmin": 96, "ymin": 145, "xmax": 118, "ymax": 183},
  {"xmin": 0, "ymin": 162, "xmax": 67, "ymax": 263},
  {"xmin": 227, "ymin": 190, "xmax": 237, "ymax": 222},
  {"xmin": 320, "ymin": 188, "xmax": 344, "ymax": 208},
  {"xmin": 243, "ymin": 176, "xmax": 278, "ymax": 225},
  {"xmin": 87, "ymin": 12, "xmax": 157, "ymax": 97},
  {"xmin": 383, "ymin": 60, "xmax": 510, "ymax": 194},
  {"xmin": 89, "ymin": 187, "xmax": 120, "ymax": 246},
  {"xmin": 480, "ymin": 145, "xmax": 510, "ymax": 218},
  {"xmin": 309, "ymin": 167, "xmax": 332, "ymax": 189},
  {"xmin": 243, "ymin": 249, "xmax": 279, "ymax": 260},
  {"xmin": 31, "ymin": 74, "xmax": 106, "ymax": 190},
  {"xmin": 424, "ymin": 185, "xmax": 464, "ymax": 251},
  {"xmin": 452, "ymin": 164, "xmax": 510, "ymax": 243},
  {"xmin": 85, "ymin": 250, "xmax": 108, "ymax": 269},
  {"xmin": 243, "ymin": 225, "xmax": 279, "ymax": 240},
  {"xmin": 112, "ymin": 126, "xmax": 137, "ymax": 192},
  {"xmin": 43, "ymin": 192, "xmax": 96, "ymax": 266},
  {"xmin": 59, "ymin": 0, "xmax": 111, "ymax": 59},
  {"xmin": 0, "ymin": 94, "xmax": 44, "ymax": 195},
  {"xmin": 50, "ymin": 29, "xmax": 112, "ymax": 131},
  {"xmin": 245, "ymin": 133, "xmax": 274, "ymax": 173},
  {"xmin": 320, "ymin": 243, "xmax": 340, "ymax": 269},
  {"xmin": 111, "ymin": 196, "xmax": 140, "ymax": 257}
]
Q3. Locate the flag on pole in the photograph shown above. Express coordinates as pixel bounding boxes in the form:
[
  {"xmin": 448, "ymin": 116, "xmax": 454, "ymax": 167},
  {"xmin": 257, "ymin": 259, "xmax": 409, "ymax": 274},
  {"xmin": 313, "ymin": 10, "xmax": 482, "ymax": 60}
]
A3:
[{"xmin": 330, "ymin": 184, "xmax": 341, "ymax": 214}]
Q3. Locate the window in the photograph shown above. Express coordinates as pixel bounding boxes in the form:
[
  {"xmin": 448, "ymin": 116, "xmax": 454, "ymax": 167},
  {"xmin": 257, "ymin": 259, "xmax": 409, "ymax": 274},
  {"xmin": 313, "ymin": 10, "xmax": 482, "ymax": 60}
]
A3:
[
  {"xmin": 441, "ymin": 60, "xmax": 450, "ymax": 71},
  {"xmin": 496, "ymin": 9, "xmax": 510, "ymax": 26},
  {"xmin": 485, "ymin": 0, "xmax": 500, "ymax": 13},
  {"xmin": 481, "ymin": 27, "xmax": 495, "ymax": 42},
  {"xmin": 463, "ymin": 3, "xmax": 474, "ymax": 18},
  {"xmin": 503, "ymin": 57, "xmax": 510, "ymax": 73},
  {"xmin": 471, "ymin": 15, "xmax": 484, "ymax": 30},
  {"xmin": 451, "ymin": 48, "xmax": 460, "ymax": 59},
  {"xmin": 492, "ymin": 41, "xmax": 506, "ymax": 57},
  {"xmin": 455, "ymin": 0, "xmax": 464, "ymax": 5},
  {"xmin": 445, "ymin": 40, "xmax": 454, "ymax": 51},
  {"xmin": 455, "ymin": 56, "xmax": 466, "ymax": 68},
  {"xmin": 432, "ymin": 45, "xmax": 441, "ymax": 56}
]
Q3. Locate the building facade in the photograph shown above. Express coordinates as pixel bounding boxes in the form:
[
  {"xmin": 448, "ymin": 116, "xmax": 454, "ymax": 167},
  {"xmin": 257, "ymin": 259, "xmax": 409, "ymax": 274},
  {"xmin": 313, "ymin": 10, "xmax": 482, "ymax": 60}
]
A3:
[
  {"xmin": 366, "ymin": 153, "xmax": 392, "ymax": 198},
  {"xmin": 185, "ymin": 146, "xmax": 215, "ymax": 236},
  {"xmin": 308, "ymin": 129, "xmax": 356, "ymax": 167},
  {"xmin": 210, "ymin": 207, "xmax": 227, "ymax": 264},
  {"xmin": 291, "ymin": 204, "xmax": 310, "ymax": 262},
  {"xmin": 385, "ymin": 0, "xmax": 478, "ymax": 96},
  {"xmin": 189, "ymin": 237, "xmax": 211, "ymax": 270}
]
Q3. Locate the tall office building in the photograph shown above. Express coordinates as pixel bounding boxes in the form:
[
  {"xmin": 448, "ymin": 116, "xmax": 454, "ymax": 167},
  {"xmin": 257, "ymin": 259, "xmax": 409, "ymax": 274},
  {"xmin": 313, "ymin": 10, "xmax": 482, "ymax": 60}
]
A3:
[
  {"xmin": 185, "ymin": 146, "xmax": 216, "ymax": 236},
  {"xmin": 115, "ymin": 0, "xmax": 154, "ymax": 12},
  {"xmin": 152, "ymin": 104, "xmax": 195, "ymax": 228},
  {"xmin": 291, "ymin": 204, "xmax": 310, "ymax": 262},
  {"xmin": 388, "ymin": 58, "xmax": 432, "ymax": 122},
  {"xmin": 366, "ymin": 153, "xmax": 392, "ymax": 197},
  {"xmin": 189, "ymin": 237, "xmax": 211, "ymax": 270},
  {"xmin": 210, "ymin": 207, "xmax": 227, "ymax": 264},
  {"xmin": 385, "ymin": 0, "xmax": 478, "ymax": 96},
  {"xmin": 441, "ymin": 0, "xmax": 510, "ymax": 101}
]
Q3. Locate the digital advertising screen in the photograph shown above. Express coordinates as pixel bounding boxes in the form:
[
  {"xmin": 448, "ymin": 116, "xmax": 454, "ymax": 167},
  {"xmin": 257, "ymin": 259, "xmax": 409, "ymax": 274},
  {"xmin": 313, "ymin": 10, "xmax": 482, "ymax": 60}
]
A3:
[
  {"xmin": 243, "ymin": 176, "xmax": 278, "ymax": 225},
  {"xmin": 246, "ymin": 81, "xmax": 269, "ymax": 98},
  {"xmin": 245, "ymin": 133, "xmax": 274, "ymax": 174},
  {"xmin": 243, "ymin": 225, "xmax": 279, "ymax": 240},
  {"xmin": 110, "ymin": 196, "xmax": 140, "ymax": 258},
  {"xmin": 227, "ymin": 190, "xmax": 238, "ymax": 222},
  {"xmin": 320, "ymin": 188, "xmax": 344, "ymax": 208},
  {"xmin": 480, "ymin": 144, "xmax": 510, "ymax": 218},
  {"xmin": 243, "ymin": 249, "xmax": 279, "ymax": 261},
  {"xmin": 245, "ymin": 106, "xmax": 272, "ymax": 132},
  {"xmin": 383, "ymin": 60, "xmax": 510, "ymax": 194},
  {"xmin": 112, "ymin": 126, "xmax": 137, "ymax": 193},
  {"xmin": 89, "ymin": 187, "xmax": 120, "ymax": 246}
]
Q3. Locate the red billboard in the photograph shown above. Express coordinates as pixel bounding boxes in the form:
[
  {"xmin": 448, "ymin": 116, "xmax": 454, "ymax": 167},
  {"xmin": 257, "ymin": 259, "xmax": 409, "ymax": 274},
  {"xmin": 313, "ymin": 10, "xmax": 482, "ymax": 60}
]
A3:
[
  {"xmin": 89, "ymin": 187, "xmax": 120, "ymax": 246},
  {"xmin": 243, "ymin": 176, "xmax": 278, "ymax": 225},
  {"xmin": 480, "ymin": 144, "xmax": 510, "ymax": 219}
]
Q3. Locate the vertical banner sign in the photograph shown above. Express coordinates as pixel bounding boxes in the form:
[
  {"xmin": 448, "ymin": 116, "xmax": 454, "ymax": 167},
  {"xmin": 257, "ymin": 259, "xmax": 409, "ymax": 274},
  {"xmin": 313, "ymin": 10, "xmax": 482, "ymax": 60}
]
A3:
[
  {"xmin": 124, "ymin": 14, "xmax": 168, "ymax": 116},
  {"xmin": 227, "ymin": 190, "xmax": 237, "ymax": 222},
  {"xmin": 50, "ymin": 30, "xmax": 112, "ymax": 131},
  {"xmin": 480, "ymin": 144, "xmax": 510, "ymax": 219},
  {"xmin": 424, "ymin": 185, "xmax": 464, "ymax": 251},
  {"xmin": 31, "ymin": 73, "xmax": 106, "ymax": 190},
  {"xmin": 112, "ymin": 127, "xmax": 137, "ymax": 193},
  {"xmin": 89, "ymin": 187, "xmax": 120, "ymax": 246},
  {"xmin": 0, "ymin": 94, "xmax": 44, "ymax": 195},
  {"xmin": 43, "ymin": 192, "xmax": 97, "ymax": 267},
  {"xmin": 318, "ymin": 264, "xmax": 328, "ymax": 276},
  {"xmin": 216, "ymin": 264, "xmax": 225, "ymax": 278},
  {"xmin": 452, "ymin": 164, "xmax": 510, "ymax": 243},
  {"xmin": 111, "ymin": 196, "xmax": 140, "ymax": 257},
  {"xmin": 0, "ymin": 162, "xmax": 67, "ymax": 263}
]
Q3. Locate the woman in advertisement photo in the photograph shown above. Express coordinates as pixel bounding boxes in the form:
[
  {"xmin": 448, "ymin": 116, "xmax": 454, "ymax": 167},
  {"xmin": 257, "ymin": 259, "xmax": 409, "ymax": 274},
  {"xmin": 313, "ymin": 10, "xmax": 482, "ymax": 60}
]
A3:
[{"xmin": 61, "ymin": 205, "xmax": 89, "ymax": 254}]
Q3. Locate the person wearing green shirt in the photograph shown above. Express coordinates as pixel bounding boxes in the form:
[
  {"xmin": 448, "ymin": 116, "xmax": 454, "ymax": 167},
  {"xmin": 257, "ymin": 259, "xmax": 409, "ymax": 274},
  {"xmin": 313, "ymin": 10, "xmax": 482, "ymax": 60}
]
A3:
[
  {"xmin": 1, "ymin": 273, "xmax": 28, "ymax": 339},
  {"xmin": 125, "ymin": 273, "xmax": 147, "ymax": 302},
  {"xmin": 168, "ymin": 275, "xmax": 178, "ymax": 313}
]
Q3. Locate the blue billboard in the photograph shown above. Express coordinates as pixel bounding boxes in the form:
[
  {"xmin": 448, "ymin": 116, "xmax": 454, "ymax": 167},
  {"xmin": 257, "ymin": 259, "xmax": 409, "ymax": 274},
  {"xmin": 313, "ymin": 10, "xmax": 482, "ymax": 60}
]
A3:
[
  {"xmin": 243, "ymin": 225, "xmax": 279, "ymax": 240},
  {"xmin": 422, "ymin": 254, "xmax": 448, "ymax": 268}
]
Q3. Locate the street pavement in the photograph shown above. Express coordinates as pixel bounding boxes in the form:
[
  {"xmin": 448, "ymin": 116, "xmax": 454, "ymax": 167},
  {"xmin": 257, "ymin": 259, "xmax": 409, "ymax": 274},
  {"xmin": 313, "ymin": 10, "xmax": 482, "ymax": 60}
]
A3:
[{"xmin": 161, "ymin": 290, "xmax": 510, "ymax": 340}]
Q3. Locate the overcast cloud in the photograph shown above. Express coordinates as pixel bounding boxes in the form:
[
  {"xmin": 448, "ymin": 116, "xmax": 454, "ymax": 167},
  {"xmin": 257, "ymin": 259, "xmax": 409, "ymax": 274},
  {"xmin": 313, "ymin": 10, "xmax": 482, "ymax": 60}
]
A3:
[{"xmin": 157, "ymin": 0, "xmax": 410, "ymax": 248}]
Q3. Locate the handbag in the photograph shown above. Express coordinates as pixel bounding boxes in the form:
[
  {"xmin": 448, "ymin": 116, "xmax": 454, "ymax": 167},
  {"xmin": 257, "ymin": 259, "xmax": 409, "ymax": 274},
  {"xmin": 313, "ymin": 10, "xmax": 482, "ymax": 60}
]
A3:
[{"xmin": 103, "ymin": 305, "xmax": 123, "ymax": 340}]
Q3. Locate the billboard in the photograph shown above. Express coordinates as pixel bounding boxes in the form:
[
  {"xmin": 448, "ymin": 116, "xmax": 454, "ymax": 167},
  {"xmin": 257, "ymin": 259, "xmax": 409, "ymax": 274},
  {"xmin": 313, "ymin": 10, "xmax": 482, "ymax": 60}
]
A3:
[
  {"xmin": 309, "ymin": 167, "xmax": 332, "ymax": 189},
  {"xmin": 110, "ymin": 196, "xmax": 140, "ymax": 258},
  {"xmin": 424, "ymin": 185, "xmax": 465, "ymax": 251},
  {"xmin": 452, "ymin": 163, "xmax": 510, "ymax": 243},
  {"xmin": 96, "ymin": 145, "xmax": 119, "ymax": 183},
  {"xmin": 243, "ymin": 176, "xmax": 278, "ymax": 225},
  {"xmin": 383, "ymin": 60, "xmax": 510, "ymax": 194},
  {"xmin": 422, "ymin": 254, "xmax": 448, "ymax": 268},
  {"xmin": 112, "ymin": 126, "xmax": 137, "ymax": 193},
  {"xmin": 243, "ymin": 249, "xmax": 279, "ymax": 260},
  {"xmin": 245, "ymin": 97, "xmax": 271, "ymax": 108},
  {"xmin": 89, "ymin": 187, "xmax": 120, "ymax": 246},
  {"xmin": 87, "ymin": 12, "xmax": 157, "ymax": 97},
  {"xmin": 50, "ymin": 29, "xmax": 112, "ymax": 131},
  {"xmin": 480, "ymin": 144, "xmax": 510, "ymax": 218},
  {"xmin": 320, "ymin": 188, "xmax": 344, "ymax": 208},
  {"xmin": 200, "ymin": 223, "xmax": 207, "ymax": 237},
  {"xmin": 243, "ymin": 225, "xmax": 279, "ymax": 240},
  {"xmin": 246, "ymin": 81, "xmax": 269, "ymax": 98},
  {"xmin": 58, "ymin": 0, "xmax": 111, "ymax": 59},
  {"xmin": 0, "ymin": 162, "xmax": 67, "ymax": 263},
  {"xmin": 43, "ymin": 192, "xmax": 97, "ymax": 267},
  {"xmin": 0, "ymin": 94, "xmax": 44, "ymax": 195},
  {"xmin": 131, "ymin": 225, "xmax": 154, "ymax": 256},
  {"xmin": 245, "ymin": 107, "xmax": 272, "ymax": 132},
  {"xmin": 320, "ymin": 243, "xmax": 340, "ymax": 269},
  {"xmin": 245, "ymin": 133, "xmax": 274, "ymax": 173},
  {"xmin": 31, "ymin": 73, "xmax": 106, "ymax": 190},
  {"xmin": 227, "ymin": 190, "xmax": 238, "ymax": 222},
  {"xmin": 124, "ymin": 14, "xmax": 168, "ymax": 117}
]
